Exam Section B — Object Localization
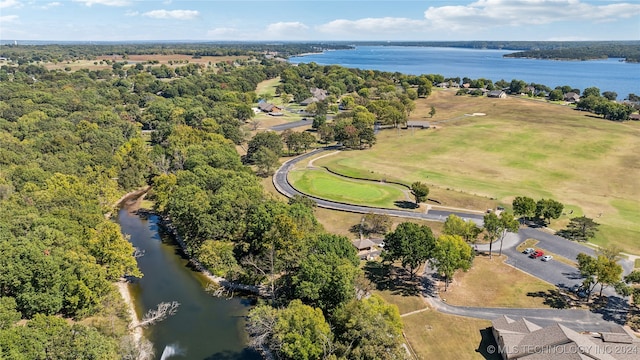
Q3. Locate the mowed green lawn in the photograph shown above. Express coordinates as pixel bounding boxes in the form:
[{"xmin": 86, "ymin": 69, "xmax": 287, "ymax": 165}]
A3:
[
  {"xmin": 311, "ymin": 91, "xmax": 640, "ymax": 253},
  {"xmin": 287, "ymin": 169, "xmax": 410, "ymax": 208}
]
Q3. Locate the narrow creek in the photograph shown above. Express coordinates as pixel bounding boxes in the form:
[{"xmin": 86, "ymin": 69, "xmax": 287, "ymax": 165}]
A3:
[{"xmin": 116, "ymin": 207, "xmax": 260, "ymax": 359}]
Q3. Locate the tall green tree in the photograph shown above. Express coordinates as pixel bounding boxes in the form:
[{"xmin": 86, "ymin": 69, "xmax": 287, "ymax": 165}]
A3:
[
  {"xmin": 483, "ymin": 211, "xmax": 519, "ymax": 258},
  {"xmin": 577, "ymin": 253, "xmax": 623, "ymax": 299},
  {"xmin": 382, "ymin": 222, "xmax": 435, "ymax": 279},
  {"xmin": 247, "ymin": 300, "xmax": 333, "ymax": 360},
  {"xmin": 443, "ymin": 214, "xmax": 481, "ymax": 243},
  {"xmin": 535, "ymin": 198, "xmax": 563, "ymax": 224},
  {"xmin": 430, "ymin": 235, "xmax": 474, "ymax": 291},
  {"xmin": 410, "ymin": 181, "xmax": 429, "ymax": 205},
  {"xmin": 512, "ymin": 196, "xmax": 536, "ymax": 221},
  {"xmin": 332, "ymin": 295, "xmax": 405, "ymax": 360},
  {"xmin": 558, "ymin": 216, "xmax": 600, "ymax": 242},
  {"xmin": 245, "ymin": 131, "xmax": 283, "ymax": 164}
]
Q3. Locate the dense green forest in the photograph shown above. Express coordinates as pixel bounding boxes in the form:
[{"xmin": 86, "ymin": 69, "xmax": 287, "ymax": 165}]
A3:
[
  {"xmin": 0, "ymin": 45, "xmax": 423, "ymax": 359},
  {"xmin": 504, "ymin": 43, "xmax": 640, "ymax": 62}
]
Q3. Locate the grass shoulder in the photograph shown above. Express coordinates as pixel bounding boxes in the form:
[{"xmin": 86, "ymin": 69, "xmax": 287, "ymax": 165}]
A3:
[{"xmin": 440, "ymin": 254, "xmax": 555, "ymax": 308}]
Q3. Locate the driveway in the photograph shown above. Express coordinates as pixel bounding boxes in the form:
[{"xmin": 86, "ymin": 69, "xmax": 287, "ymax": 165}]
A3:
[{"xmin": 269, "ymin": 119, "xmax": 312, "ymax": 132}]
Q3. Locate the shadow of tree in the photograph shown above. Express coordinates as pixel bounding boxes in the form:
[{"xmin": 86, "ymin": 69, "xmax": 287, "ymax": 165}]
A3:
[
  {"xmin": 394, "ymin": 200, "xmax": 419, "ymax": 209},
  {"xmin": 526, "ymin": 289, "xmax": 570, "ymax": 309},
  {"xmin": 364, "ymin": 261, "xmax": 420, "ymax": 296},
  {"xmin": 476, "ymin": 327, "xmax": 503, "ymax": 360},
  {"xmin": 204, "ymin": 348, "xmax": 261, "ymax": 360}
]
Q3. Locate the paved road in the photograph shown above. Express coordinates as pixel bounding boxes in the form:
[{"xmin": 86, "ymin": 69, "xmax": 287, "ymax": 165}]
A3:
[
  {"xmin": 269, "ymin": 119, "xmax": 312, "ymax": 132},
  {"xmin": 273, "ymin": 147, "xmax": 633, "ymax": 325}
]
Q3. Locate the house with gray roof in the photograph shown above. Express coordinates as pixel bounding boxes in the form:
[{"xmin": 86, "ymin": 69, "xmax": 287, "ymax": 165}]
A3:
[
  {"xmin": 492, "ymin": 316, "xmax": 639, "ymax": 360},
  {"xmin": 488, "ymin": 90, "xmax": 507, "ymax": 98}
]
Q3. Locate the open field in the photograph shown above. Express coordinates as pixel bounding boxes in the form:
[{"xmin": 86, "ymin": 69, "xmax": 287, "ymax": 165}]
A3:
[
  {"xmin": 402, "ymin": 310, "xmax": 499, "ymax": 360},
  {"xmin": 441, "ymin": 255, "xmax": 555, "ymax": 308},
  {"xmin": 41, "ymin": 54, "xmax": 250, "ymax": 71},
  {"xmin": 309, "ymin": 90, "xmax": 640, "ymax": 253},
  {"xmin": 288, "ymin": 169, "xmax": 411, "ymax": 208}
]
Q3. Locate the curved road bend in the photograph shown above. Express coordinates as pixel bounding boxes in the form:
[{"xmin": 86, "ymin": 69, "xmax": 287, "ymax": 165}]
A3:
[{"xmin": 273, "ymin": 147, "xmax": 484, "ymax": 224}]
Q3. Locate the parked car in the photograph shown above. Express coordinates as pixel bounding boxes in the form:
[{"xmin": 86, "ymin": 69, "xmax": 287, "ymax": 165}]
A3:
[
  {"xmin": 572, "ymin": 284, "xmax": 588, "ymax": 298},
  {"xmin": 523, "ymin": 248, "xmax": 535, "ymax": 255},
  {"xmin": 529, "ymin": 250, "xmax": 544, "ymax": 258},
  {"xmin": 541, "ymin": 255, "xmax": 553, "ymax": 262}
]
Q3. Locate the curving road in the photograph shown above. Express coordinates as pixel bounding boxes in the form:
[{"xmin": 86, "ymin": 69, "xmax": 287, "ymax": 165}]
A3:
[
  {"xmin": 273, "ymin": 147, "xmax": 484, "ymax": 224},
  {"xmin": 273, "ymin": 147, "xmax": 633, "ymax": 326}
]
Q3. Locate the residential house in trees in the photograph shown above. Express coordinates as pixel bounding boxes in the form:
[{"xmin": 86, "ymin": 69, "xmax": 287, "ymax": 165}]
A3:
[
  {"xmin": 300, "ymin": 87, "xmax": 328, "ymax": 106},
  {"xmin": 487, "ymin": 90, "xmax": 507, "ymax": 98},
  {"xmin": 564, "ymin": 92, "xmax": 581, "ymax": 103},
  {"xmin": 257, "ymin": 101, "xmax": 283, "ymax": 115}
]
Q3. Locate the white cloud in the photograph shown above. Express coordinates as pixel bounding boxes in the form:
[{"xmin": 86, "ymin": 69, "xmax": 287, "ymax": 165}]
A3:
[
  {"xmin": 265, "ymin": 21, "xmax": 308, "ymax": 35},
  {"xmin": 0, "ymin": 0, "xmax": 22, "ymax": 9},
  {"xmin": 317, "ymin": 17, "xmax": 426, "ymax": 37},
  {"xmin": 207, "ymin": 27, "xmax": 239, "ymax": 37},
  {"xmin": 73, "ymin": 0, "xmax": 130, "ymax": 7},
  {"xmin": 0, "ymin": 14, "xmax": 19, "ymax": 23},
  {"xmin": 142, "ymin": 9, "xmax": 199, "ymax": 20},
  {"xmin": 423, "ymin": 0, "xmax": 640, "ymax": 30},
  {"xmin": 38, "ymin": 2, "xmax": 62, "ymax": 10},
  {"xmin": 124, "ymin": 10, "xmax": 138, "ymax": 17}
]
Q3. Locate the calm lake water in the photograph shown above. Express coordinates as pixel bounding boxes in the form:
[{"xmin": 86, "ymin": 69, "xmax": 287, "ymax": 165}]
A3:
[
  {"xmin": 289, "ymin": 46, "xmax": 640, "ymax": 99},
  {"xmin": 117, "ymin": 209, "xmax": 260, "ymax": 360}
]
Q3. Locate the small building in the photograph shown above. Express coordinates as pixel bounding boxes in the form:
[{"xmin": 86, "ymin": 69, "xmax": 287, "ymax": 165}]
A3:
[
  {"xmin": 351, "ymin": 238, "xmax": 377, "ymax": 260},
  {"xmin": 564, "ymin": 92, "xmax": 581, "ymax": 103},
  {"xmin": 487, "ymin": 90, "xmax": 507, "ymax": 98},
  {"xmin": 257, "ymin": 102, "xmax": 282, "ymax": 113},
  {"xmin": 406, "ymin": 120, "xmax": 431, "ymax": 129}
]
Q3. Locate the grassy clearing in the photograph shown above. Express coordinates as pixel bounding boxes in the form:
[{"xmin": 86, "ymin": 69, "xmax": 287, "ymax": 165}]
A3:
[
  {"xmin": 635, "ymin": 259, "xmax": 640, "ymax": 269},
  {"xmin": 312, "ymin": 207, "xmax": 445, "ymax": 238},
  {"xmin": 373, "ymin": 290, "xmax": 428, "ymax": 316},
  {"xmin": 288, "ymin": 169, "xmax": 411, "ymax": 209},
  {"xmin": 442, "ymin": 255, "xmax": 555, "ymax": 308},
  {"xmin": 402, "ymin": 310, "xmax": 499, "ymax": 360},
  {"xmin": 311, "ymin": 90, "xmax": 640, "ymax": 254}
]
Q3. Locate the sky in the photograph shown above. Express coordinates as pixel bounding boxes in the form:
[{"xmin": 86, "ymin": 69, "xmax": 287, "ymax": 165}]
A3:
[{"xmin": 0, "ymin": 0, "xmax": 639, "ymax": 42}]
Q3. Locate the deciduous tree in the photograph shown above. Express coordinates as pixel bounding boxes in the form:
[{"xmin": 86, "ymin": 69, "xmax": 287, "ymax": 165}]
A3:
[
  {"xmin": 410, "ymin": 181, "xmax": 429, "ymax": 205},
  {"xmin": 382, "ymin": 222, "xmax": 435, "ymax": 279},
  {"xmin": 430, "ymin": 235, "xmax": 474, "ymax": 291}
]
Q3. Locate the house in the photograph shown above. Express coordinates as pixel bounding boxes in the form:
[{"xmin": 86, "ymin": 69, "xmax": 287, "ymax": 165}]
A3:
[
  {"xmin": 310, "ymin": 88, "xmax": 328, "ymax": 100},
  {"xmin": 492, "ymin": 315, "xmax": 640, "ymax": 360},
  {"xmin": 351, "ymin": 238, "xmax": 377, "ymax": 260},
  {"xmin": 257, "ymin": 102, "xmax": 282, "ymax": 114},
  {"xmin": 487, "ymin": 90, "xmax": 507, "ymax": 98},
  {"xmin": 300, "ymin": 88, "xmax": 329, "ymax": 106},
  {"xmin": 564, "ymin": 92, "xmax": 581, "ymax": 103}
]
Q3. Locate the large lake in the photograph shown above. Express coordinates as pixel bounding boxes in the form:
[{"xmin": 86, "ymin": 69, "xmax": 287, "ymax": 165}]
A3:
[{"xmin": 289, "ymin": 46, "xmax": 639, "ymax": 99}]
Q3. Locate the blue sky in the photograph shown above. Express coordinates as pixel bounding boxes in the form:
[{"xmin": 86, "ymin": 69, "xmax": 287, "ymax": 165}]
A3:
[{"xmin": 1, "ymin": 0, "xmax": 639, "ymax": 42}]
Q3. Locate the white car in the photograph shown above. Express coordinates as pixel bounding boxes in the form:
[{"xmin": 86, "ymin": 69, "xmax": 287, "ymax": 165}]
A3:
[
  {"xmin": 541, "ymin": 255, "xmax": 553, "ymax": 262},
  {"xmin": 523, "ymin": 248, "xmax": 535, "ymax": 255}
]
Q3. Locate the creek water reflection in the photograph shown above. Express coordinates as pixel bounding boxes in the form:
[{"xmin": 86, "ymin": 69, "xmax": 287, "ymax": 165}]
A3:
[{"xmin": 117, "ymin": 208, "xmax": 260, "ymax": 360}]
